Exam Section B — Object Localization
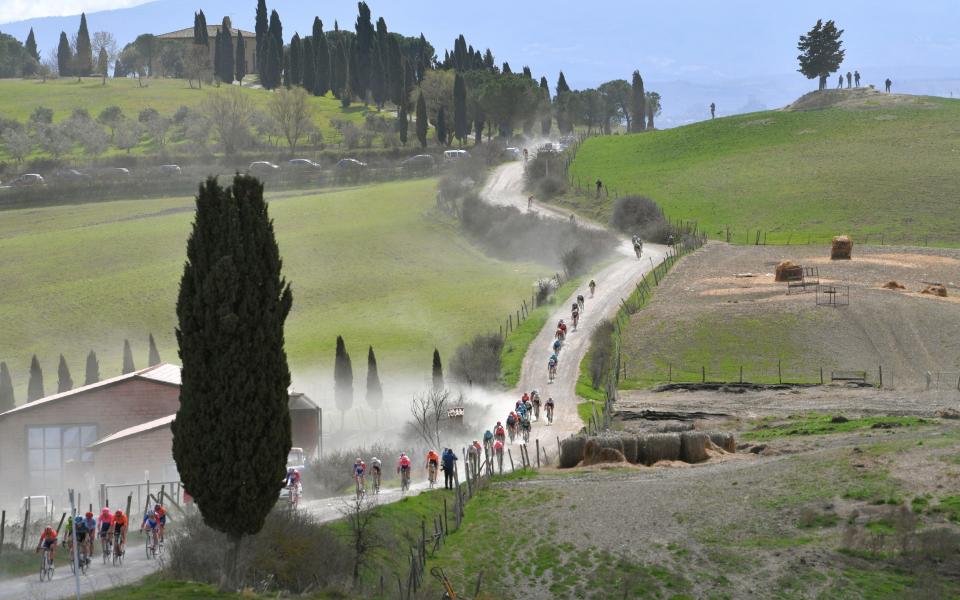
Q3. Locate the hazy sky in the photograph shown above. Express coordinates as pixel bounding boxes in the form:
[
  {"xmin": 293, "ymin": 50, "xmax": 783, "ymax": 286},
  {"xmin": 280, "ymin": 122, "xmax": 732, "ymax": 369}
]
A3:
[{"xmin": 2, "ymin": 0, "xmax": 148, "ymax": 22}]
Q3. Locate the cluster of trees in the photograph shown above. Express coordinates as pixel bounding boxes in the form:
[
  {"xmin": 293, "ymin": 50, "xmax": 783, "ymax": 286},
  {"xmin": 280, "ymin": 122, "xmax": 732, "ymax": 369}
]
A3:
[{"xmin": 0, "ymin": 334, "xmax": 162, "ymax": 412}]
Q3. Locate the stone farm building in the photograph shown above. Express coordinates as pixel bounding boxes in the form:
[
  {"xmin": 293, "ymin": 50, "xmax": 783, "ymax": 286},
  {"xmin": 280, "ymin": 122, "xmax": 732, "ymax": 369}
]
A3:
[
  {"xmin": 156, "ymin": 24, "xmax": 257, "ymax": 77},
  {"xmin": 0, "ymin": 363, "xmax": 319, "ymax": 512}
]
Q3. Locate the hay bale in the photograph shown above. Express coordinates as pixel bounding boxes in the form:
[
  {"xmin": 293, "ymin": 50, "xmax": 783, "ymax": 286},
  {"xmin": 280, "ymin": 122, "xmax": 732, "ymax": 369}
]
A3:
[
  {"xmin": 707, "ymin": 432, "xmax": 736, "ymax": 453},
  {"xmin": 882, "ymin": 280, "xmax": 906, "ymax": 290},
  {"xmin": 774, "ymin": 261, "xmax": 803, "ymax": 282},
  {"xmin": 637, "ymin": 433, "xmax": 681, "ymax": 465},
  {"xmin": 620, "ymin": 434, "xmax": 639, "ymax": 464},
  {"xmin": 582, "ymin": 437, "xmax": 626, "ymax": 466},
  {"xmin": 831, "ymin": 236, "xmax": 853, "ymax": 260},
  {"xmin": 656, "ymin": 421, "xmax": 694, "ymax": 433},
  {"xmin": 559, "ymin": 436, "xmax": 586, "ymax": 468},
  {"xmin": 922, "ymin": 285, "xmax": 948, "ymax": 298},
  {"xmin": 680, "ymin": 431, "xmax": 710, "ymax": 463}
]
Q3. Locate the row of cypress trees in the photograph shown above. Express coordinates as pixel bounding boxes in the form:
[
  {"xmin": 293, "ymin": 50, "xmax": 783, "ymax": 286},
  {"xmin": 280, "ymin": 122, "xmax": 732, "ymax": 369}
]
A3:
[
  {"xmin": 0, "ymin": 334, "xmax": 163, "ymax": 411},
  {"xmin": 54, "ymin": 12, "xmax": 93, "ymax": 78}
]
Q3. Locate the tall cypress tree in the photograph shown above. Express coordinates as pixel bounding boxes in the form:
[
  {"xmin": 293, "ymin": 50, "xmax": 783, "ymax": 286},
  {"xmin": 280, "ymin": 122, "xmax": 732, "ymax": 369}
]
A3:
[
  {"xmin": 436, "ymin": 105, "xmax": 447, "ymax": 146},
  {"xmin": 220, "ymin": 18, "xmax": 234, "ymax": 84},
  {"xmin": 522, "ymin": 66, "xmax": 532, "ymax": 79},
  {"xmin": 27, "ymin": 355, "xmax": 44, "ymax": 402},
  {"xmin": 431, "ymin": 349, "xmax": 443, "ymax": 390},
  {"xmin": 214, "ymin": 29, "xmax": 223, "ymax": 81},
  {"xmin": 263, "ymin": 10, "xmax": 283, "ymax": 89},
  {"xmin": 313, "ymin": 18, "xmax": 329, "ymax": 96},
  {"xmin": 354, "ymin": 1, "xmax": 375, "ymax": 101},
  {"xmin": 334, "ymin": 335, "xmax": 353, "ymax": 428},
  {"xmin": 25, "ymin": 28, "xmax": 40, "ymax": 62},
  {"xmin": 630, "ymin": 70, "xmax": 646, "ymax": 132},
  {"xmin": 282, "ymin": 47, "xmax": 291, "ymax": 88},
  {"xmin": 57, "ymin": 355, "xmax": 73, "ymax": 393},
  {"xmin": 387, "ymin": 36, "xmax": 403, "ymax": 106},
  {"xmin": 57, "ymin": 31, "xmax": 72, "ymax": 77},
  {"xmin": 75, "ymin": 12, "xmax": 93, "ymax": 77},
  {"xmin": 301, "ymin": 37, "xmax": 316, "ymax": 94},
  {"xmin": 453, "ymin": 72, "xmax": 467, "ymax": 145},
  {"xmin": 289, "ymin": 33, "xmax": 302, "ymax": 86},
  {"xmin": 122, "ymin": 339, "xmax": 136, "ymax": 374},
  {"xmin": 539, "ymin": 76, "xmax": 552, "ymax": 135},
  {"xmin": 502, "ymin": 62, "xmax": 512, "ymax": 75},
  {"xmin": 255, "ymin": 0, "xmax": 268, "ymax": 77},
  {"xmin": 398, "ymin": 101, "xmax": 408, "ymax": 145},
  {"xmin": 365, "ymin": 346, "xmax": 382, "ymax": 413},
  {"xmin": 416, "ymin": 91, "xmax": 428, "ymax": 148},
  {"xmin": 483, "ymin": 48, "xmax": 495, "ymax": 72},
  {"xmin": 556, "ymin": 71, "xmax": 571, "ymax": 134},
  {"xmin": 85, "ymin": 350, "xmax": 100, "ymax": 385},
  {"xmin": 235, "ymin": 31, "xmax": 247, "ymax": 83},
  {"xmin": 0, "ymin": 362, "xmax": 14, "ymax": 412},
  {"xmin": 172, "ymin": 175, "xmax": 293, "ymax": 587},
  {"xmin": 196, "ymin": 10, "xmax": 209, "ymax": 46},
  {"xmin": 148, "ymin": 333, "xmax": 161, "ymax": 366}
]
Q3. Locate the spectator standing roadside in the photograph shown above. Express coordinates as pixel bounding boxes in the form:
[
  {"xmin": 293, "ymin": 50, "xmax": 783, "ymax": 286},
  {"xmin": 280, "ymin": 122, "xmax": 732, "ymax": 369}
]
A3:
[
  {"xmin": 595, "ymin": 178, "xmax": 603, "ymax": 198},
  {"xmin": 838, "ymin": 75, "xmax": 843, "ymax": 89},
  {"xmin": 846, "ymin": 72, "xmax": 852, "ymax": 88},
  {"xmin": 441, "ymin": 448, "xmax": 458, "ymax": 489},
  {"xmin": 885, "ymin": 78, "xmax": 892, "ymax": 93},
  {"xmin": 854, "ymin": 70, "xmax": 861, "ymax": 87},
  {"xmin": 710, "ymin": 102, "xmax": 716, "ymax": 119}
]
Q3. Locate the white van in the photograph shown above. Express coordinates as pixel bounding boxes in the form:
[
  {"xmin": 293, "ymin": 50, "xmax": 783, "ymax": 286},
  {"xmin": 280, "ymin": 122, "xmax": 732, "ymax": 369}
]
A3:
[{"xmin": 443, "ymin": 149, "xmax": 470, "ymax": 162}]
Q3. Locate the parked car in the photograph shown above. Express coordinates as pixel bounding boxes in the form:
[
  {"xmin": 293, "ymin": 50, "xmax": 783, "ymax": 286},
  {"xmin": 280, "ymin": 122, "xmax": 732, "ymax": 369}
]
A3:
[
  {"xmin": 101, "ymin": 167, "xmax": 131, "ymax": 180},
  {"xmin": 9, "ymin": 173, "xmax": 45, "ymax": 187},
  {"xmin": 401, "ymin": 154, "xmax": 436, "ymax": 172},
  {"xmin": 443, "ymin": 149, "xmax": 470, "ymax": 162},
  {"xmin": 504, "ymin": 147, "xmax": 522, "ymax": 161},
  {"xmin": 287, "ymin": 158, "xmax": 322, "ymax": 170},
  {"xmin": 336, "ymin": 158, "xmax": 367, "ymax": 170},
  {"xmin": 51, "ymin": 168, "xmax": 91, "ymax": 182},
  {"xmin": 158, "ymin": 164, "xmax": 182, "ymax": 176},
  {"xmin": 248, "ymin": 161, "xmax": 280, "ymax": 174}
]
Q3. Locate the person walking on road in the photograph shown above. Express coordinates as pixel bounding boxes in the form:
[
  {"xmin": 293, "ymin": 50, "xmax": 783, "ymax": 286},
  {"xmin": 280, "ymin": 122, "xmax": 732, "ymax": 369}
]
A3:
[{"xmin": 441, "ymin": 448, "xmax": 458, "ymax": 489}]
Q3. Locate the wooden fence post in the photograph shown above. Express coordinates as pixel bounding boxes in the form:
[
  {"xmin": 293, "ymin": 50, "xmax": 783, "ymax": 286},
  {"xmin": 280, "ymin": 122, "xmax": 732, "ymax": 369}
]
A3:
[
  {"xmin": 0, "ymin": 510, "xmax": 5, "ymax": 556},
  {"xmin": 879, "ymin": 364, "xmax": 883, "ymax": 388},
  {"xmin": 778, "ymin": 360, "xmax": 782, "ymax": 384},
  {"xmin": 19, "ymin": 506, "xmax": 29, "ymax": 551},
  {"xmin": 536, "ymin": 439, "xmax": 541, "ymax": 469},
  {"xmin": 507, "ymin": 449, "xmax": 515, "ymax": 472}
]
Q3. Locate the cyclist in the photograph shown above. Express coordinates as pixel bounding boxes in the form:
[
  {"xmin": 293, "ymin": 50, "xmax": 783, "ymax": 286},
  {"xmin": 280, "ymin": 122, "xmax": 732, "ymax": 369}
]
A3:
[
  {"xmin": 67, "ymin": 515, "xmax": 90, "ymax": 566},
  {"xmin": 527, "ymin": 195, "xmax": 534, "ymax": 211},
  {"xmin": 532, "ymin": 393, "xmax": 542, "ymax": 420},
  {"xmin": 82, "ymin": 511, "xmax": 97, "ymax": 560},
  {"xmin": 545, "ymin": 397, "xmax": 555, "ymax": 423},
  {"xmin": 548, "ymin": 354, "xmax": 559, "ymax": 382},
  {"xmin": 153, "ymin": 504, "xmax": 167, "ymax": 543},
  {"xmin": 467, "ymin": 441, "xmax": 481, "ymax": 474},
  {"xmin": 483, "ymin": 428, "xmax": 494, "ymax": 448},
  {"xmin": 370, "ymin": 457, "xmax": 382, "ymax": 493},
  {"xmin": 553, "ymin": 337, "xmax": 563, "ymax": 354},
  {"xmin": 520, "ymin": 414, "xmax": 532, "ymax": 442},
  {"xmin": 98, "ymin": 507, "xmax": 113, "ymax": 555},
  {"xmin": 524, "ymin": 397, "xmax": 533, "ymax": 418},
  {"xmin": 36, "ymin": 525, "xmax": 59, "ymax": 562},
  {"xmin": 516, "ymin": 402, "xmax": 527, "ymax": 421},
  {"xmin": 425, "ymin": 449, "xmax": 440, "ymax": 487},
  {"xmin": 494, "ymin": 421, "xmax": 506, "ymax": 444},
  {"xmin": 112, "ymin": 510, "xmax": 128, "ymax": 555},
  {"xmin": 141, "ymin": 510, "xmax": 160, "ymax": 555},
  {"xmin": 577, "ymin": 295, "xmax": 585, "ymax": 312},
  {"xmin": 397, "ymin": 452, "xmax": 412, "ymax": 489},
  {"xmin": 572, "ymin": 304, "xmax": 580, "ymax": 329},
  {"xmin": 521, "ymin": 391, "xmax": 530, "ymax": 405},
  {"xmin": 353, "ymin": 457, "xmax": 367, "ymax": 493},
  {"xmin": 589, "ymin": 280, "xmax": 596, "ymax": 297},
  {"xmin": 559, "ymin": 320, "xmax": 568, "ymax": 338},
  {"xmin": 493, "ymin": 438, "xmax": 505, "ymax": 468},
  {"xmin": 285, "ymin": 467, "xmax": 302, "ymax": 504}
]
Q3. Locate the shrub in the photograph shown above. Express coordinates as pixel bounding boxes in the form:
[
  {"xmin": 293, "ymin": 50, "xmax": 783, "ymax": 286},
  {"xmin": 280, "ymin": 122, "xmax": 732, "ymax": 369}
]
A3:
[
  {"xmin": 587, "ymin": 319, "xmax": 616, "ymax": 389},
  {"xmin": 535, "ymin": 173, "xmax": 568, "ymax": 199},
  {"xmin": 308, "ymin": 443, "xmax": 402, "ymax": 494},
  {"xmin": 450, "ymin": 333, "xmax": 504, "ymax": 386},
  {"xmin": 610, "ymin": 195, "xmax": 672, "ymax": 243},
  {"xmin": 167, "ymin": 510, "xmax": 351, "ymax": 593}
]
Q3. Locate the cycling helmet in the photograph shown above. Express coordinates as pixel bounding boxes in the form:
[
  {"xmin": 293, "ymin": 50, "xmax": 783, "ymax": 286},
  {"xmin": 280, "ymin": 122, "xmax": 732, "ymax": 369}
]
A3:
[
  {"xmin": 101, "ymin": 507, "xmax": 111, "ymax": 516},
  {"xmin": 400, "ymin": 452, "xmax": 407, "ymax": 457},
  {"xmin": 85, "ymin": 511, "xmax": 93, "ymax": 518},
  {"xmin": 496, "ymin": 421, "xmax": 501, "ymax": 425},
  {"xmin": 74, "ymin": 516, "xmax": 83, "ymax": 524},
  {"xmin": 114, "ymin": 510, "xmax": 124, "ymax": 517},
  {"xmin": 154, "ymin": 504, "xmax": 162, "ymax": 511},
  {"xmin": 356, "ymin": 457, "xmax": 362, "ymax": 463}
]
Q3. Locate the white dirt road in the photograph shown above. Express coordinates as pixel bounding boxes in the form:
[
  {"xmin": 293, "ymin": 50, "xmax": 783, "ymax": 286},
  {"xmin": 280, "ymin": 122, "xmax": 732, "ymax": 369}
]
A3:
[{"xmin": 480, "ymin": 159, "xmax": 669, "ymax": 451}]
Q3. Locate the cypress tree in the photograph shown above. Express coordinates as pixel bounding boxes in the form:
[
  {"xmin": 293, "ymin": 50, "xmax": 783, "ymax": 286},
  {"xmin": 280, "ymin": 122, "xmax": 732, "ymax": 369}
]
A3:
[
  {"xmin": 235, "ymin": 32, "xmax": 247, "ymax": 83},
  {"xmin": 97, "ymin": 47, "xmax": 109, "ymax": 81},
  {"xmin": 85, "ymin": 350, "xmax": 100, "ymax": 385},
  {"xmin": 397, "ymin": 101, "xmax": 408, "ymax": 145},
  {"xmin": 347, "ymin": 37, "xmax": 361, "ymax": 103},
  {"xmin": 261, "ymin": 35, "xmax": 276, "ymax": 89},
  {"xmin": 172, "ymin": 175, "xmax": 293, "ymax": 587},
  {"xmin": 540, "ymin": 76, "xmax": 552, "ymax": 135},
  {"xmin": 522, "ymin": 66, "xmax": 532, "ymax": 79},
  {"xmin": 365, "ymin": 346, "xmax": 382, "ymax": 413},
  {"xmin": 556, "ymin": 71, "xmax": 571, "ymax": 134},
  {"xmin": 431, "ymin": 349, "xmax": 443, "ymax": 390},
  {"xmin": 436, "ymin": 105, "xmax": 447, "ymax": 146},
  {"xmin": 416, "ymin": 91, "xmax": 428, "ymax": 148},
  {"xmin": 387, "ymin": 36, "xmax": 403, "ymax": 106},
  {"xmin": 255, "ymin": 0, "xmax": 268, "ymax": 77},
  {"xmin": 148, "ymin": 333, "xmax": 161, "ymax": 366},
  {"xmin": 25, "ymin": 28, "xmax": 40, "ymax": 62},
  {"xmin": 122, "ymin": 339, "xmax": 136, "ymax": 374},
  {"xmin": 334, "ymin": 335, "xmax": 353, "ymax": 428},
  {"xmin": 57, "ymin": 31, "xmax": 72, "ymax": 77},
  {"xmin": 269, "ymin": 10, "xmax": 282, "ymax": 52},
  {"xmin": 282, "ymin": 47, "xmax": 291, "ymax": 88},
  {"xmin": 556, "ymin": 71, "xmax": 570, "ymax": 95},
  {"xmin": 27, "ymin": 355, "xmax": 44, "ymax": 402},
  {"xmin": 313, "ymin": 19, "xmax": 329, "ymax": 95},
  {"xmin": 301, "ymin": 37, "xmax": 316, "ymax": 94},
  {"xmin": 371, "ymin": 17, "xmax": 389, "ymax": 108},
  {"xmin": 502, "ymin": 62, "xmax": 512, "ymax": 75},
  {"xmin": 631, "ymin": 70, "xmax": 646, "ymax": 132},
  {"xmin": 354, "ymin": 1, "xmax": 375, "ymax": 100},
  {"xmin": 194, "ymin": 10, "xmax": 209, "ymax": 46},
  {"xmin": 0, "ymin": 362, "xmax": 14, "ymax": 412},
  {"xmin": 483, "ymin": 48, "xmax": 495, "ymax": 72},
  {"xmin": 214, "ymin": 29, "xmax": 223, "ymax": 81},
  {"xmin": 57, "ymin": 355, "xmax": 73, "ymax": 393},
  {"xmin": 289, "ymin": 33, "xmax": 302, "ymax": 86},
  {"xmin": 221, "ymin": 18, "xmax": 234, "ymax": 84},
  {"xmin": 75, "ymin": 12, "xmax": 93, "ymax": 77},
  {"xmin": 453, "ymin": 73, "xmax": 467, "ymax": 145}
]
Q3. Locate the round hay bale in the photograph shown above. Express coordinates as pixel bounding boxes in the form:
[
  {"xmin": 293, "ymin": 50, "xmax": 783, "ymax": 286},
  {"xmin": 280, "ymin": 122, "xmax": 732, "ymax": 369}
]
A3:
[
  {"xmin": 620, "ymin": 434, "xmax": 639, "ymax": 464},
  {"xmin": 559, "ymin": 436, "xmax": 586, "ymax": 468},
  {"xmin": 831, "ymin": 236, "xmax": 853, "ymax": 260},
  {"xmin": 921, "ymin": 285, "xmax": 948, "ymax": 298},
  {"xmin": 582, "ymin": 445, "xmax": 626, "ymax": 466},
  {"xmin": 707, "ymin": 432, "xmax": 736, "ymax": 453},
  {"xmin": 656, "ymin": 421, "xmax": 694, "ymax": 433},
  {"xmin": 680, "ymin": 431, "xmax": 710, "ymax": 463},
  {"xmin": 774, "ymin": 261, "xmax": 802, "ymax": 282},
  {"xmin": 637, "ymin": 433, "xmax": 681, "ymax": 465}
]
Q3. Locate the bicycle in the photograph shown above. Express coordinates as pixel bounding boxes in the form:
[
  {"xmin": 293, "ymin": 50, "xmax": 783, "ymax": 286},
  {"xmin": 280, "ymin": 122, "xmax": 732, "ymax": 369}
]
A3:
[
  {"xmin": 546, "ymin": 405, "xmax": 555, "ymax": 424},
  {"xmin": 69, "ymin": 541, "xmax": 89, "ymax": 575},
  {"xmin": 400, "ymin": 467, "xmax": 411, "ymax": 492},
  {"xmin": 355, "ymin": 476, "xmax": 366, "ymax": 500},
  {"xmin": 372, "ymin": 469, "xmax": 381, "ymax": 495},
  {"xmin": 522, "ymin": 426, "xmax": 530, "ymax": 444},
  {"xmin": 548, "ymin": 364, "xmax": 557, "ymax": 383},
  {"xmin": 287, "ymin": 482, "xmax": 302, "ymax": 509},
  {"xmin": 145, "ymin": 527, "xmax": 159, "ymax": 560},
  {"xmin": 113, "ymin": 531, "xmax": 125, "ymax": 566},
  {"xmin": 101, "ymin": 532, "xmax": 112, "ymax": 565},
  {"xmin": 39, "ymin": 545, "xmax": 55, "ymax": 582},
  {"xmin": 427, "ymin": 463, "xmax": 438, "ymax": 489}
]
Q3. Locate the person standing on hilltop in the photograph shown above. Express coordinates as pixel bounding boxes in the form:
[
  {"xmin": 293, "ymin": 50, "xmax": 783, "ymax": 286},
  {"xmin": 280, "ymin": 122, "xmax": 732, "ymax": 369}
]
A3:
[
  {"xmin": 885, "ymin": 78, "xmax": 892, "ymax": 93},
  {"xmin": 854, "ymin": 70, "xmax": 861, "ymax": 87},
  {"xmin": 838, "ymin": 75, "xmax": 843, "ymax": 89},
  {"xmin": 710, "ymin": 102, "xmax": 716, "ymax": 119},
  {"xmin": 846, "ymin": 72, "xmax": 852, "ymax": 88}
]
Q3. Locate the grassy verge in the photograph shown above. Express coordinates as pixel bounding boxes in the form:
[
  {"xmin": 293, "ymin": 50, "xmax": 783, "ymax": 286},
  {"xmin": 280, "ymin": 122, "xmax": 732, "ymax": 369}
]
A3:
[
  {"xmin": 0, "ymin": 544, "xmax": 45, "ymax": 579},
  {"xmin": 743, "ymin": 414, "xmax": 930, "ymax": 441},
  {"xmin": 0, "ymin": 179, "xmax": 546, "ymax": 399},
  {"xmin": 499, "ymin": 277, "xmax": 582, "ymax": 388}
]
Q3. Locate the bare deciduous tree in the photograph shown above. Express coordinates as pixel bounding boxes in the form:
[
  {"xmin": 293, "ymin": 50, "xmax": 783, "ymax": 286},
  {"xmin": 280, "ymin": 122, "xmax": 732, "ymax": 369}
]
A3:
[
  {"xmin": 92, "ymin": 31, "xmax": 118, "ymax": 86},
  {"xmin": 268, "ymin": 87, "xmax": 315, "ymax": 154},
  {"xmin": 203, "ymin": 87, "xmax": 253, "ymax": 156},
  {"xmin": 337, "ymin": 494, "xmax": 380, "ymax": 588},
  {"xmin": 409, "ymin": 388, "xmax": 460, "ymax": 450}
]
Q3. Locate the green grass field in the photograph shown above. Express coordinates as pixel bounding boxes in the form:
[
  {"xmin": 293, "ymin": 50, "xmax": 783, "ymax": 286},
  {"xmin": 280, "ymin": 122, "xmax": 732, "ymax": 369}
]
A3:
[
  {"xmin": 568, "ymin": 92, "xmax": 960, "ymax": 246},
  {"xmin": 0, "ymin": 77, "xmax": 372, "ymax": 156},
  {"xmin": 0, "ymin": 178, "xmax": 545, "ymax": 401}
]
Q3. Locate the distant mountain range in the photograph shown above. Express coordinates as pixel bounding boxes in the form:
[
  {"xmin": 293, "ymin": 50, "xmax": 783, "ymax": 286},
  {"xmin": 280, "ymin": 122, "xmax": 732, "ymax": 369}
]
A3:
[{"xmin": 2, "ymin": 0, "xmax": 957, "ymax": 128}]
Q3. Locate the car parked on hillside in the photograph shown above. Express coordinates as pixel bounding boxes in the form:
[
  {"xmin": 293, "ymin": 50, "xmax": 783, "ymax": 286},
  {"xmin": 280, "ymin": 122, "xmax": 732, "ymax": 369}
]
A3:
[
  {"xmin": 51, "ymin": 168, "xmax": 91, "ymax": 182},
  {"xmin": 248, "ymin": 161, "xmax": 280, "ymax": 175},
  {"xmin": 287, "ymin": 158, "xmax": 322, "ymax": 170},
  {"xmin": 401, "ymin": 154, "xmax": 436, "ymax": 172},
  {"xmin": 8, "ymin": 173, "xmax": 45, "ymax": 187},
  {"xmin": 101, "ymin": 167, "xmax": 131, "ymax": 180},
  {"xmin": 158, "ymin": 164, "xmax": 182, "ymax": 176},
  {"xmin": 336, "ymin": 158, "xmax": 367, "ymax": 170},
  {"xmin": 443, "ymin": 149, "xmax": 470, "ymax": 162}
]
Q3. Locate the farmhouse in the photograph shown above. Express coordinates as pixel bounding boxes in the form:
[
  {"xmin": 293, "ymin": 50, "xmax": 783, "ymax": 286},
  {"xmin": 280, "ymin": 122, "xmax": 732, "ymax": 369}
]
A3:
[
  {"xmin": 156, "ymin": 23, "xmax": 258, "ymax": 77},
  {"xmin": 0, "ymin": 363, "xmax": 319, "ymax": 512}
]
